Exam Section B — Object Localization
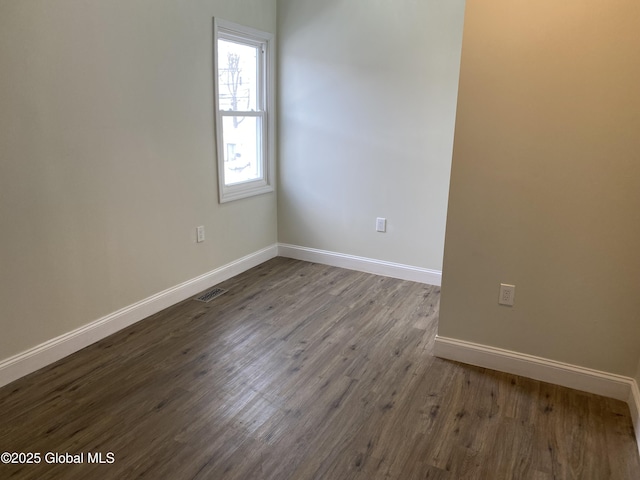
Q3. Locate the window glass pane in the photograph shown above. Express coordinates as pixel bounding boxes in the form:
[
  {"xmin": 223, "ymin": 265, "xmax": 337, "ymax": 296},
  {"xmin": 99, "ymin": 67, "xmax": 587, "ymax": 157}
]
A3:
[
  {"xmin": 222, "ymin": 116, "xmax": 261, "ymax": 185},
  {"xmin": 217, "ymin": 39, "xmax": 258, "ymax": 112}
]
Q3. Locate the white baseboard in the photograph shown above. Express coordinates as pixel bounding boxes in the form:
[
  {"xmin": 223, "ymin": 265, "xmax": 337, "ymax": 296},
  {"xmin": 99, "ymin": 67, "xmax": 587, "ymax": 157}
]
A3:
[
  {"xmin": 0, "ymin": 245, "xmax": 278, "ymax": 389},
  {"xmin": 434, "ymin": 335, "xmax": 634, "ymax": 401},
  {"xmin": 629, "ymin": 380, "xmax": 640, "ymax": 455},
  {"xmin": 277, "ymin": 243, "xmax": 442, "ymax": 286}
]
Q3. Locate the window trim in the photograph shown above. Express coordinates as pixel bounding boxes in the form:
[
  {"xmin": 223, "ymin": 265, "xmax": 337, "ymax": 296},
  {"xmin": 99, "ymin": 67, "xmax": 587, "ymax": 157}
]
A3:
[{"xmin": 213, "ymin": 18, "xmax": 275, "ymax": 203}]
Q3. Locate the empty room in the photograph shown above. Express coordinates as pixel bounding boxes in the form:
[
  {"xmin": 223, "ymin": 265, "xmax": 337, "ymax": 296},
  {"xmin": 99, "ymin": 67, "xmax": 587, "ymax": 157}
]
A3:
[{"xmin": 1, "ymin": 0, "xmax": 639, "ymax": 478}]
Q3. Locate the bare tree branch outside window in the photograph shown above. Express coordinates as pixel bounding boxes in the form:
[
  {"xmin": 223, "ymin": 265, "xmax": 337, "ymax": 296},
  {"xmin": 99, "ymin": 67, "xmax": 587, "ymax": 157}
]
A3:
[{"xmin": 220, "ymin": 53, "xmax": 251, "ymax": 128}]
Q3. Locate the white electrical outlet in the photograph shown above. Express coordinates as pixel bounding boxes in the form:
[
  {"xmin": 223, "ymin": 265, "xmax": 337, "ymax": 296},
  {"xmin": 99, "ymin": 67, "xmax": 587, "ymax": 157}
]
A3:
[
  {"xmin": 499, "ymin": 284, "xmax": 515, "ymax": 306},
  {"xmin": 196, "ymin": 226, "xmax": 205, "ymax": 243},
  {"xmin": 376, "ymin": 217, "xmax": 387, "ymax": 233}
]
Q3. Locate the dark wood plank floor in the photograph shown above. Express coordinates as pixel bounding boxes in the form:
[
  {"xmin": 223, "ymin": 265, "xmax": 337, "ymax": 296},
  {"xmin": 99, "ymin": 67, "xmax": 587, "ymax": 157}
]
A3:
[{"xmin": 1, "ymin": 257, "xmax": 638, "ymax": 479}]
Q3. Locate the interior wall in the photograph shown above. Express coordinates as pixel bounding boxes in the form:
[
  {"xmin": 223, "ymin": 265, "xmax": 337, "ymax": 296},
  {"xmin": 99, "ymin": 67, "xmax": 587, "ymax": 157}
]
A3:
[
  {"xmin": 0, "ymin": 0, "xmax": 277, "ymax": 361},
  {"xmin": 276, "ymin": 0, "xmax": 466, "ymax": 271},
  {"xmin": 439, "ymin": 0, "xmax": 640, "ymax": 376}
]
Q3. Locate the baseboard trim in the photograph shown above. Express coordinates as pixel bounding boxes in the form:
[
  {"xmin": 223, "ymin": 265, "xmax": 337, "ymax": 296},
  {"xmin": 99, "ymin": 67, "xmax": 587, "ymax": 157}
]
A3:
[
  {"xmin": 277, "ymin": 244, "xmax": 441, "ymax": 286},
  {"xmin": 434, "ymin": 335, "xmax": 633, "ymax": 401},
  {"xmin": 0, "ymin": 245, "xmax": 278, "ymax": 389},
  {"xmin": 629, "ymin": 380, "xmax": 640, "ymax": 455}
]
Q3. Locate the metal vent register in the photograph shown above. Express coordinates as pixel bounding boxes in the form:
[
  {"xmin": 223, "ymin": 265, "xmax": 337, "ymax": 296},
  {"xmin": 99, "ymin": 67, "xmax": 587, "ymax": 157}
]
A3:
[{"xmin": 194, "ymin": 288, "xmax": 227, "ymax": 303}]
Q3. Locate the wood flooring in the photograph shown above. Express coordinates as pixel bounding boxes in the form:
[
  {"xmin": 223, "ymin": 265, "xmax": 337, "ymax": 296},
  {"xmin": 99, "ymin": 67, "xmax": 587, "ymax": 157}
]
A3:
[{"xmin": 0, "ymin": 257, "xmax": 638, "ymax": 479}]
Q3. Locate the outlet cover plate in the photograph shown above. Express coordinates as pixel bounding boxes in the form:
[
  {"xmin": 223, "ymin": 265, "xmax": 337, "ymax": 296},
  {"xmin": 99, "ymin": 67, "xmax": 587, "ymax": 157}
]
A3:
[
  {"xmin": 499, "ymin": 283, "xmax": 515, "ymax": 306},
  {"xmin": 196, "ymin": 226, "xmax": 205, "ymax": 243}
]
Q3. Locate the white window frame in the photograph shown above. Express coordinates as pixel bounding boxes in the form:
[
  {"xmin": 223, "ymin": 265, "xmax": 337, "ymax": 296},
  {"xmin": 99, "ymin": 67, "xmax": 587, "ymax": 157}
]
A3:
[{"xmin": 213, "ymin": 18, "xmax": 275, "ymax": 203}]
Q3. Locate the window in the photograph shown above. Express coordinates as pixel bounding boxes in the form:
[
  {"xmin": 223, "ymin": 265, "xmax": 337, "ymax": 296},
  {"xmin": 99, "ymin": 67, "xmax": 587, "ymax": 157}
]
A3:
[{"xmin": 214, "ymin": 19, "xmax": 274, "ymax": 203}]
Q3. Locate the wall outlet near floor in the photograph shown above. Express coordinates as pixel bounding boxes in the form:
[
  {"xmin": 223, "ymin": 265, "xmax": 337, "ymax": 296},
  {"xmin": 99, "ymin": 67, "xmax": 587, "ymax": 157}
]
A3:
[
  {"xmin": 376, "ymin": 217, "xmax": 387, "ymax": 233},
  {"xmin": 499, "ymin": 283, "xmax": 515, "ymax": 306},
  {"xmin": 196, "ymin": 226, "xmax": 205, "ymax": 243}
]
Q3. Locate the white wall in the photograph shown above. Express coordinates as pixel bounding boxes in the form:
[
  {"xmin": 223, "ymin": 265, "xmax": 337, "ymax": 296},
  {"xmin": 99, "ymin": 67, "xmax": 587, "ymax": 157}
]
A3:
[
  {"xmin": 0, "ymin": 0, "xmax": 277, "ymax": 361},
  {"xmin": 439, "ymin": 0, "xmax": 640, "ymax": 376},
  {"xmin": 277, "ymin": 0, "xmax": 465, "ymax": 271}
]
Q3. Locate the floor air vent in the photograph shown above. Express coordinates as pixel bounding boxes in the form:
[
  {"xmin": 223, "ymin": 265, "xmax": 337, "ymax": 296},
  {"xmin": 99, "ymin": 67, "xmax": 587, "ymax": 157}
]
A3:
[{"xmin": 194, "ymin": 288, "xmax": 227, "ymax": 303}]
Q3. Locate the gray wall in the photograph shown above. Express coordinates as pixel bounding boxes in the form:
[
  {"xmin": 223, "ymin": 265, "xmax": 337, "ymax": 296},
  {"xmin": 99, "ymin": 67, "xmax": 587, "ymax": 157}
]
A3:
[
  {"xmin": 277, "ymin": 0, "xmax": 465, "ymax": 271},
  {"xmin": 0, "ymin": 0, "xmax": 277, "ymax": 361},
  {"xmin": 439, "ymin": 0, "xmax": 640, "ymax": 376}
]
